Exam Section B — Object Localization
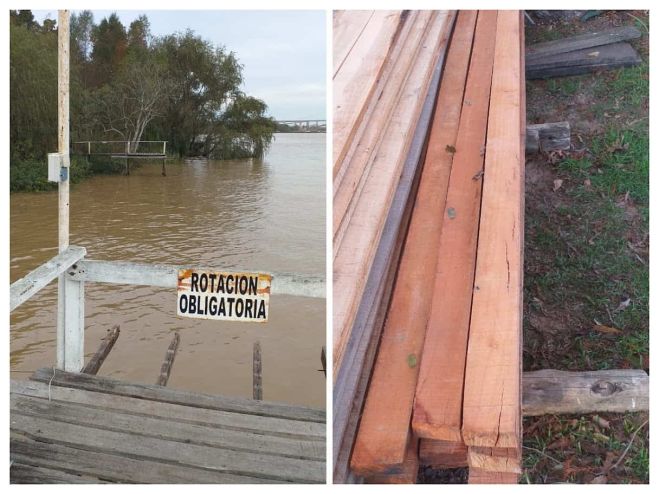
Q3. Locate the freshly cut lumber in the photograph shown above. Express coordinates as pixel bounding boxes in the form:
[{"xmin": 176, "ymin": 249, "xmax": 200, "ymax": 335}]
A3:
[
  {"xmin": 468, "ymin": 468, "xmax": 519, "ymax": 484},
  {"xmin": 526, "ymin": 42, "xmax": 641, "ymax": 79},
  {"xmin": 525, "ymin": 25, "xmax": 641, "ymax": 63},
  {"xmin": 526, "ymin": 121, "xmax": 570, "ymax": 153},
  {"xmin": 412, "ymin": 10, "xmax": 497, "ymax": 444},
  {"xmin": 333, "ymin": 12, "xmax": 454, "ymax": 375},
  {"xmin": 81, "ymin": 325, "xmax": 120, "ymax": 375},
  {"xmin": 349, "ymin": 11, "xmax": 478, "ymax": 476},
  {"xmin": 333, "ymin": 11, "xmax": 374, "ymax": 77},
  {"xmin": 523, "ymin": 369, "xmax": 649, "ymax": 416},
  {"xmin": 462, "ymin": 10, "xmax": 524, "ymax": 450},
  {"xmin": 467, "ymin": 446, "xmax": 521, "ymax": 474},
  {"xmin": 333, "ymin": 13, "xmax": 454, "ymax": 483},
  {"xmin": 418, "ymin": 439, "xmax": 468, "ymax": 468},
  {"xmin": 364, "ymin": 436, "xmax": 420, "ymax": 484},
  {"xmin": 333, "ymin": 11, "xmax": 402, "ymax": 177},
  {"xmin": 334, "ymin": 11, "xmax": 433, "ymax": 246}
]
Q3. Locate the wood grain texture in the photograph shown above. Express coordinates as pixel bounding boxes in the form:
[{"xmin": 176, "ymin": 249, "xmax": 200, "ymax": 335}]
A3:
[
  {"xmin": 333, "ymin": 11, "xmax": 432, "ymax": 247},
  {"xmin": 333, "ymin": 11, "xmax": 374, "ymax": 77},
  {"xmin": 11, "ymin": 437, "xmax": 279, "ymax": 484},
  {"xmin": 31, "ymin": 368, "xmax": 324, "ymax": 423},
  {"xmin": 333, "ymin": 12, "xmax": 454, "ymax": 375},
  {"xmin": 349, "ymin": 11, "xmax": 478, "ymax": 477},
  {"xmin": 81, "ymin": 325, "xmax": 120, "ymax": 375},
  {"xmin": 412, "ymin": 10, "xmax": 497, "ymax": 443},
  {"xmin": 332, "ymin": 15, "xmax": 455, "ymax": 483},
  {"xmin": 462, "ymin": 10, "xmax": 524, "ymax": 450},
  {"xmin": 14, "ymin": 379, "xmax": 324, "ymax": 440},
  {"xmin": 468, "ymin": 446, "xmax": 521, "ymax": 473},
  {"xmin": 418, "ymin": 439, "xmax": 468, "ymax": 468},
  {"xmin": 333, "ymin": 10, "xmax": 402, "ymax": 176},
  {"xmin": 364, "ymin": 436, "xmax": 420, "ymax": 484},
  {"xmin": 525, "ymin": 25, "xmax": 641, "ymax": 63},
  {"xmin": 468, "ymin": 468, "xmax": 519, "ymax": 484},
  {"xmin": 523, "ymin": 369, "xmax": 649, "ymax": 415}
]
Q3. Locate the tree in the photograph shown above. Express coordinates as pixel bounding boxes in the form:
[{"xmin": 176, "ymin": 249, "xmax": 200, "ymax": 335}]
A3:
[
  {"xmin": 70, "ymin": 10, "xmax": 94, "ymax": 63},
  {"xmin": 91, "ymin": 59, "xmax": 173, "ymax": 151},
  {"xmin": 10, "ymin": 18, "xmax": 57, "ymax": 160},
  {"xmin": 90, "ymin": 13, "xmax": 127, "ymax": 86}
]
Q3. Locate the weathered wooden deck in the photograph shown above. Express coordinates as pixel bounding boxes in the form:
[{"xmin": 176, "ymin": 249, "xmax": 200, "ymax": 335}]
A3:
[{"xmin": 10, "ymin": 369, "xmax": 326, "ymax": 484}]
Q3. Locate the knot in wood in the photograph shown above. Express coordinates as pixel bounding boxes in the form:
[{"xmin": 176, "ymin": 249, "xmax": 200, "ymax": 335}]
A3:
[{"xmin": 591, "ymin": 380, "xmax": 621, "ymax": 396}]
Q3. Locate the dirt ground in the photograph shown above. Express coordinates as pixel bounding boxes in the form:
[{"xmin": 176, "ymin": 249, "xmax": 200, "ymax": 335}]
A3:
[{"xmin": 419, "ymin": 10, "xmax": 649, "ymax": 484}]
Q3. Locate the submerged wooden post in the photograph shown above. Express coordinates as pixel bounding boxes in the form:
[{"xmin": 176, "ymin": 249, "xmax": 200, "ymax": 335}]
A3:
[
  {"xmin": 157, "ymin": 332, "xmax": 180, "ymax": 386},
  {"xmin": 81, "ymin": 325, "xmax": 120, "ymax": 375},
  {"xmin": 55, "ymin": 10, "xmax": 84, "ymax": 373},
  {"xmin": 253, "ymin": 341, "xmax": 263, "ymax": 400}
]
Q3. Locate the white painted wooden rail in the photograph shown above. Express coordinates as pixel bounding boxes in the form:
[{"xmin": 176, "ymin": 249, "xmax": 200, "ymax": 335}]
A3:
[
  {"xmin": 11, "ymin": 250, "xmax": 325, "ymax": 373},
  {"xmin": 68, "ymin": 260, "xmax": 326, "ymax": 299},
  {"xmin": 10, "ymin": 246, "xmax": 86, "ymax": 312}
]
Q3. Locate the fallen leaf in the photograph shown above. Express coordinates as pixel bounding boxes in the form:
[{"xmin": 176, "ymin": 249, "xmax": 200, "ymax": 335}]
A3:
[
  {"xmin": 407, "ymin": 353, "xmax": 417, "ymax": 368},
  {"xmin": 584, "ymin": 178, "xmax": 592, "ymax": 188},
  {"xmin": 553, "ymin": 179, "xmax": 563, "ymax": 192},
  {"xmin": 593, "ymin": 324, "xmax": 623, "ymax": 335},
  {"xmin": 548, "ymin": 436, "xmax": 571, "ymax": 450},
  {"xmin": 445, "ymin": 145, "xmax": 456, "ymax": 154},
  {"xmin": 587, "ymin": 51, "xmax": 600, "ymax": 58},
  {"xmin": 590, "ymin": 475, "xmax": 608, "ymax": 484}
]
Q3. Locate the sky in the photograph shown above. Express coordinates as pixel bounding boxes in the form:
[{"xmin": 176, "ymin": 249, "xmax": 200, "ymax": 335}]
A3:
[{"xmin": 33, "ymin": 10, "xmax": 326, "ymax": 120}]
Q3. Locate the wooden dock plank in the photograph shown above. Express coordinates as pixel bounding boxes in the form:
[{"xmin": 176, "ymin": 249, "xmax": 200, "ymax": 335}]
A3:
[
  {"xmin": 333, "ymin": 11, "xmax": 374, "ymax": 77},
  {"xmin": 412, "ymin": 9, "xmax": 497, "ymax": 443},
  {"xmin": 11, "ymin": 393, "xmax": 324, "ymax": 461},
  {"xmin": 364, "ymin": 436, "xmax": 420, "ymax": 483},
  {"xmin": 462, "ymin": 10, "xmax": 524, "ymax": 450},
  {"xmin": 349, "ymin": 11, "xmax": 477, "ymax": 477},
  {"xmin": 10, "ymin": 462, "xmax": 109, "ymax": 484},
  {"xmin": 31, "ymin": 368, "xmax": 324, "ymax": 423},
  {"xmin": 467, "ymin": 446, "xmax": 521, "ymax": 473},
  {"xmin": 11, "ymin": 437, "xmax": 278, "ymax": 484},
  {"xmin": 13, "ymin": 380, "xmax": 324, "ymax": 441},
  {"xmin": 468, "ymin": 468, "xmax": 519, "ymax": 484},
  {"xmin": 10, "ymin": 413, "xmax": 325, "ymax": 483}
]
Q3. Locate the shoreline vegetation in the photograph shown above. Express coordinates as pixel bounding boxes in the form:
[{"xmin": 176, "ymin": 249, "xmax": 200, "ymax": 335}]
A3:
[{"xmin": 10, "ymin": 9, "xmax": 277, "ymax": 192}]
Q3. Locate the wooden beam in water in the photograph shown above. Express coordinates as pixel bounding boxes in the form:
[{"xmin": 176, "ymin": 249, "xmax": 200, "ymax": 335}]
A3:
[
  {"xmin": 81, "ymin": 325, "xmax": 120, "ymax": 375},
  {"xmin": 253, "ymin": 341, "xmax": 263, "ymax": 400},
  {"xmin": 157, "ymin": 333, "xmax": 180, "ymax": 387}
]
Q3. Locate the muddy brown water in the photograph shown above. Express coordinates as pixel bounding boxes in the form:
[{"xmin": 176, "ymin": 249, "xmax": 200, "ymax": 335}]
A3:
[{"xmin": 10, "ymin": 133, "xmax": 326, "ymax": 409}]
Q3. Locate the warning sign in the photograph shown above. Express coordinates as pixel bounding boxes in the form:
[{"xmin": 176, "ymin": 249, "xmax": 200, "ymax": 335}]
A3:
[{"xmin": 177, "ymin": 269, "xmax": 271, "ymax": 322}]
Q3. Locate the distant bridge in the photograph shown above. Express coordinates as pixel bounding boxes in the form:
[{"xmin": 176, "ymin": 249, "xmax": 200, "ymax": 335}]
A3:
[{"xmin": 275, "ymin": 120, "xmax": 326, "ymax": 133}]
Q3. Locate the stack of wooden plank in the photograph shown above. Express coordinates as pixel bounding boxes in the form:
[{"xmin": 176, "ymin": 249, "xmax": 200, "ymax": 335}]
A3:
[
  {"xmin": 337, "ymin": 10, "xmax": 526, "ymax": 484},
  {"xmin": 526, "ymin": 25, "xmax": 642, "ymax": 79},
  {"xmin": 332, "ymin": 10, "xmax": 456, "ymax": 482}
]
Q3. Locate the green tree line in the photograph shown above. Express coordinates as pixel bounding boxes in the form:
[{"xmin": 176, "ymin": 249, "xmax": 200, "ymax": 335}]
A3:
[{"xmin": 10, "ymin": 10, "xmax": 276, "ymax": 190}]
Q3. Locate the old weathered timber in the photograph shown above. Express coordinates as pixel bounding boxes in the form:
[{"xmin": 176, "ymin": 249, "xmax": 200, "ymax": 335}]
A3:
[
  {"xmin": 525, "ymin": 25, "xmax": 641, "ymax": 63},
  {"xmin": 523, "ymin": 369, "xmax": 649, "ymax": 416},
  {"xmin": 11, "ymin": 371, "xmax": 325, "ymax": 484},
  {"xmin": 526, "ymin": 122, "xmax": 571, "ymax": 153},
  {"xmin": 81, "ymin": 325, "xmax": 120, "ymax": 375},
  {"xmin": 253, "ymin": 341, "xmax": 263, "ymax": 400},
  {"xmin": 156, "ymin": 332, "xmax": 180, "ymax": 386}
]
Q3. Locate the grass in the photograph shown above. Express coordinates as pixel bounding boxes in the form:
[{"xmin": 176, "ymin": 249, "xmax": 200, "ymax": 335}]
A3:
[
  {"xmin": 523, "ymin": 11, "xmax": 648, "ymax": 484},
  {"xmin": 523, "ymin": 413, "xmax": 649, "ymax": 483}
]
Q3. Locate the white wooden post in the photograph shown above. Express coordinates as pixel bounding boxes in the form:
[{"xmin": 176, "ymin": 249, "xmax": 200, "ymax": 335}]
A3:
[{"xmin": 56, "ymin": 10, "xmax": 84, "ymax": 372}]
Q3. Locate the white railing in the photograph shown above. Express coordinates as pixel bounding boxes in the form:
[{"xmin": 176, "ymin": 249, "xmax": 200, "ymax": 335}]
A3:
[{"xmin": 10, "ymin": 247, "xmax": 325, "ymax": 372}]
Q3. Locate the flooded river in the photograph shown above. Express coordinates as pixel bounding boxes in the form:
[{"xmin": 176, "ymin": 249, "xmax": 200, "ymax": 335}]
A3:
[{"xmin": 10, "ymin": 133, "xmax": 326, "ymax": 409}]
